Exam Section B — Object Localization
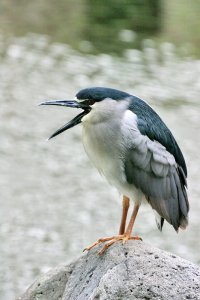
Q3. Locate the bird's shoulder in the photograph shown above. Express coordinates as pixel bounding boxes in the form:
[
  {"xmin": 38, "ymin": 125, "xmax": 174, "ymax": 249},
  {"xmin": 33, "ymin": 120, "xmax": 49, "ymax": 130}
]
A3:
[{"xmin": 127, "ymin": 95, "xmax": 187, "ymax": 177}]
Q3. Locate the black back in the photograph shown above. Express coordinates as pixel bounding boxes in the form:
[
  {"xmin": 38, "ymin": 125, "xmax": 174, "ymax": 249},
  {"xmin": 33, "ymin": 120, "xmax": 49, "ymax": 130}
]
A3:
[
  {"xmin": 76, "ymin": 87, "xmax": 187, "ymax": 177},
  {"xmin": 128, "ymin": 95, "xmax": 187, "ymax": 177}
]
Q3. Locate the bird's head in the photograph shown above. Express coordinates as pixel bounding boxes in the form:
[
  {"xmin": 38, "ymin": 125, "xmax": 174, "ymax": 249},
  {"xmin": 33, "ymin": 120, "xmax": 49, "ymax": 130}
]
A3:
[{"xmin": 40, "ymin": 87, "xmax": 130, "ymax": 139}]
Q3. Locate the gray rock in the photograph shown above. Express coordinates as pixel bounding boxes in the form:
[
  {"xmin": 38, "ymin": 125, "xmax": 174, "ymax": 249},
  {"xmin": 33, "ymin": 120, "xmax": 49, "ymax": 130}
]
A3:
[{"xmin": 18, "ymin": 241, "xmax": 200, "ymax": 300}]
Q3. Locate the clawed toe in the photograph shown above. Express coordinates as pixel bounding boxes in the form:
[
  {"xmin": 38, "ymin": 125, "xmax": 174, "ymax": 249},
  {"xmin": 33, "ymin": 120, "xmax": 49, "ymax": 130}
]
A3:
[
  {"xmin": 83, "ymin": 234, "xmax": 142, "ymax": 255},
  {"xmin": 83, "ymin": 236, "xmax": 116, "ymax": 252}
]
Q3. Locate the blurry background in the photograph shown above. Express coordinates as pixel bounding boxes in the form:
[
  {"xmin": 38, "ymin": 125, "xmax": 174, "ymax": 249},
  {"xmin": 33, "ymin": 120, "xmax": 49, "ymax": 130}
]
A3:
[{"xmin": 0, "ymin": 0, "xmax": 200, "ymax": 299}]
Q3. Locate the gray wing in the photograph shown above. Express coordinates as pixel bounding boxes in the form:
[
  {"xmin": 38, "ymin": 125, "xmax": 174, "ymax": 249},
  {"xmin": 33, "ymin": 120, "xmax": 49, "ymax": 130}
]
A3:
[{"xmin": 122, "ymin": 114, "xmax": 189, "ymax": 231}]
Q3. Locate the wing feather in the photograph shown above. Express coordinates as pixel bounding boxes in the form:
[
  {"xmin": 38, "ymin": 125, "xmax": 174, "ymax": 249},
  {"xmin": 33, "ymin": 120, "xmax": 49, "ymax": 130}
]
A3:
[
  {"xmin": 128, "ymin": 96, "xmax": 187, "ymax": 176},
  {"xmin": 123, "ymin": 113, "xmax": 189, "ymax": 231}
]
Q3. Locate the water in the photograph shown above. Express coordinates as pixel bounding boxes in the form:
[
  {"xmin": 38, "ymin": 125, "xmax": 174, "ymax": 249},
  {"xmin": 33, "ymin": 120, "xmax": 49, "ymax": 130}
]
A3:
[{"xmin": 0, "ymin": 34, "xmax": 200, "ymax": 299}]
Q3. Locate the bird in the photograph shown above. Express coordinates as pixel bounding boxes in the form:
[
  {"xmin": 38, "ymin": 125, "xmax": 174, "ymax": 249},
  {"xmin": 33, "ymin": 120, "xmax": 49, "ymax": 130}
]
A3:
[{"xmin": 40, "ymin": 87, "xmax": 189, "ymax": 254}]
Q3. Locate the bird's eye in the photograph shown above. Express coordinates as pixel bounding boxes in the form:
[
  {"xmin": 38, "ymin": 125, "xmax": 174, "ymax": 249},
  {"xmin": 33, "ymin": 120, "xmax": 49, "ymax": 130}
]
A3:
[{"xmin": 81, "ymin": 99, "xmax": 95, "ymax": 106}]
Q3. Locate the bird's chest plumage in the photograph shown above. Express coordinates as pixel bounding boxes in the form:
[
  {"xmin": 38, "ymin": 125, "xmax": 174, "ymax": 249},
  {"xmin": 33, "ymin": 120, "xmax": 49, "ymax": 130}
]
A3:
[
  {"xmin": 81, "ymin": 101, "xmax": 144, "ymax": 201},
  {"xmin": 82, "ymin": 120, "xmax": 126, "ymax": 186}
]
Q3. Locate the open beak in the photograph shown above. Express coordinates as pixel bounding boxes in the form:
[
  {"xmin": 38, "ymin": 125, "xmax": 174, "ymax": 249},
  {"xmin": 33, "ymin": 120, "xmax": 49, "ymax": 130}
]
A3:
[{"xmin": 40, "ymin": 100, "xmax": 91, "ymax": 139}]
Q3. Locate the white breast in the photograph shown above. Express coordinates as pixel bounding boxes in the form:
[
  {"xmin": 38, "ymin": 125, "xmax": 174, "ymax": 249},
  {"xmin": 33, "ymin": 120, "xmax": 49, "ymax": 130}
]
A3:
[
  {"xmin": 82, "ymin": 119, "xmax": 125, "ymax": 184},
  {"xmin": 81, "ymin": 99, "xmax": 142, "ymax": 202}
]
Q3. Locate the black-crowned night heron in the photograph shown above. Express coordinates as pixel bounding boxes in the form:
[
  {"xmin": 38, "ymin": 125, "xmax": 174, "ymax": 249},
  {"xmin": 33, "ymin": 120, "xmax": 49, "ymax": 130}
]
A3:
[{"xmin": 41, "ymin": 87, "xmax": 189, "ymax": 254}]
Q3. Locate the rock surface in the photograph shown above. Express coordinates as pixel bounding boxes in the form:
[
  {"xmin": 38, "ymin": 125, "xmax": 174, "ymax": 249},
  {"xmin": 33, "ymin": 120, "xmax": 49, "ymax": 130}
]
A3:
[{"xmin": 18, "ymin": 241, "xmax": 200, "ymax": 300}]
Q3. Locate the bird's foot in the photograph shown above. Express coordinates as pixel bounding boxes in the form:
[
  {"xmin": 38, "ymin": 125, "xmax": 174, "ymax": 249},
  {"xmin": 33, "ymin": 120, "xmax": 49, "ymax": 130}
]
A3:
[{"xmin": 83, "ymin": 234, "xmax": 142, "ymax": 255}]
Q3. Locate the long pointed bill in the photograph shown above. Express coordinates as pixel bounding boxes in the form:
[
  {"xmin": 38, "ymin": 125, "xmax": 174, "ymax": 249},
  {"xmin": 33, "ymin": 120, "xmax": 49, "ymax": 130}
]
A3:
[
  {"xmin": 40, "ymin": 100, "xmax": 90, "ymax": 139},
  {"xmin": 40, "ymin": 100, "xmax": 90, "ymax": 109},
  {"xmin": 48, "ymin": 110, "xmax": 88, "ymax": 140}
]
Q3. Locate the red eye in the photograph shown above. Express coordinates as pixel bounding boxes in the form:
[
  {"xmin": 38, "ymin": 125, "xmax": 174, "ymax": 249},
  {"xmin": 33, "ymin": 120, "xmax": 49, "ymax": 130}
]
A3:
[{"xmin": 82, "ymin": 99, "xmax": 95, "ymax": 106}]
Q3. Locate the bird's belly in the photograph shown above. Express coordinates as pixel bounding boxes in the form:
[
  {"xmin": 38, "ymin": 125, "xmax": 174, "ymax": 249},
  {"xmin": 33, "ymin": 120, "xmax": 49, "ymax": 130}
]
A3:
[{"xmin": 82, "ymin": 124, "xmax": 141, "ymax": 201}]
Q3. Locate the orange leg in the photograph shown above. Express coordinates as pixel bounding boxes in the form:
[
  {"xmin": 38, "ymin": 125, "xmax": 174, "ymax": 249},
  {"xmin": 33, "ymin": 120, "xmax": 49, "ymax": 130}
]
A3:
[
  {"xmin": 84, "ymin": 200, "xmax": 142, "ymax": 255},
  {"xmin": 119, "ymin": 195, "xmax": 130, "ymax": 235},
  {"xmin": 125, "ymin": 202, "xmax": 140, "ymax": 237}
]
